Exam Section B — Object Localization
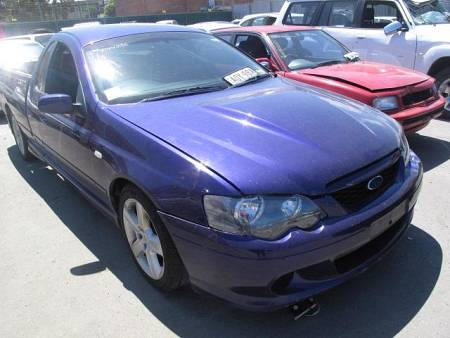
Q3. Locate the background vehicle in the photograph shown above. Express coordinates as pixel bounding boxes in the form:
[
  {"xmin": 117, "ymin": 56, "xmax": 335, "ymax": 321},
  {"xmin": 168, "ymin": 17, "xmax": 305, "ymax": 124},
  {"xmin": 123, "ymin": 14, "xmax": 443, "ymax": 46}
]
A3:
[
  {"xmin": 188, "ymin": 21, "xmax": 239, "ymax": 32},
  {"xmin": 5, "ymin": 23, "xmax": 422, "ymax": 311},
  {"xmin": 236, "ymin": 12, "xmax": 279, "ymax": 26},
  {"xmin": 0, "ymin": 38, "xmax": 44, "ymax": 116},
  {"xmin": 4, "ymin": 33, "xmax": 54, "ymax": 47},
  {"xmin": 276, "ymin": 0, "xmax": 450, "ymax": 109},
  {"xmin": 156, "ymin": 20, "xmax": 178, "ymax": 25},
  {"xmin": 216, "ymin": 26, "xmax": 445, "ymax": 133}
]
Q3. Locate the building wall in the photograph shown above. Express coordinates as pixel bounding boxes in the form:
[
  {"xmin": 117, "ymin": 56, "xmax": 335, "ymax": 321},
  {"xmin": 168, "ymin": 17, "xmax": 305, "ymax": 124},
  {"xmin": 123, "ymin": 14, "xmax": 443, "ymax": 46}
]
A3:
[{"xmin": 116, "ymin": 0, "xmax": 209, "ymax": 16}]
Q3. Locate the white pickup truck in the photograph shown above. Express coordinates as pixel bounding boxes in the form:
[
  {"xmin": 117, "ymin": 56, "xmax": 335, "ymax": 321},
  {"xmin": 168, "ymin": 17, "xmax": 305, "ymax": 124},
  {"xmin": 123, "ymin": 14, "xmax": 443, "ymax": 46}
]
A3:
[{"xmin": 275, "ymin": 0, "xmax": 450, "ymax": 107}]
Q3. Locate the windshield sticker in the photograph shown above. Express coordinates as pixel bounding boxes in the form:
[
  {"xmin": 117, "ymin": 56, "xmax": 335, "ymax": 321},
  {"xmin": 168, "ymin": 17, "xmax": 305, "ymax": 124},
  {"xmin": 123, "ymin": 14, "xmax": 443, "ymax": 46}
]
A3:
[
  {"xmin": 224, "ymin": 67, "xmax": 258, "ymax": 86},
  {"xmin": 103, "ymin": 87, "xmax": 123, "ymax": 101}
]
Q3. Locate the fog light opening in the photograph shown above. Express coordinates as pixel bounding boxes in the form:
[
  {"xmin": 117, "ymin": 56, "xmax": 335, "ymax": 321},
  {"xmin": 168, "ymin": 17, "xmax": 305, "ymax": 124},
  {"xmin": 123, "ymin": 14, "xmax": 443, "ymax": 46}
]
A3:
[{"xmin": 271, "ymin": 272, "xmax": 294, "ymax": 294}]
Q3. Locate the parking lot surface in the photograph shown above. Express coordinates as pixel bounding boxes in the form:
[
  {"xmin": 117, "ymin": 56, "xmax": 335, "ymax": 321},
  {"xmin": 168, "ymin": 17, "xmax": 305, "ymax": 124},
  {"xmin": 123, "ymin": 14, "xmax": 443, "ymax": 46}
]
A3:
[{"xmin": 0, "ymin": 114, "xmax": 449, "ymax": 338}]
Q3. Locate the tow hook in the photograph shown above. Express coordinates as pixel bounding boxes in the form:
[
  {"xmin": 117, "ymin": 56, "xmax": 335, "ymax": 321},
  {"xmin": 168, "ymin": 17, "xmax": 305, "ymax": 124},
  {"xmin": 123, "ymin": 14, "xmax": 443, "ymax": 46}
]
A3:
[{"xmin": 291, "ymin": 297, "xmax": 320, "ymax": 320}]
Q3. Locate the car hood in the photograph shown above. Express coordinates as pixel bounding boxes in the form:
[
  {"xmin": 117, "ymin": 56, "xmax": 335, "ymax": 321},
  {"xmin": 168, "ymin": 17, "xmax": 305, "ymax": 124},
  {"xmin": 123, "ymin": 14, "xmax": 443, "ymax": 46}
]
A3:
[
  {"xmin": 298, "ymin": 61, "xmax": 429, "ymax": 91},
  {"xmin": 108, "ymin": 78, "xmax": 401, "ymax": 195}
]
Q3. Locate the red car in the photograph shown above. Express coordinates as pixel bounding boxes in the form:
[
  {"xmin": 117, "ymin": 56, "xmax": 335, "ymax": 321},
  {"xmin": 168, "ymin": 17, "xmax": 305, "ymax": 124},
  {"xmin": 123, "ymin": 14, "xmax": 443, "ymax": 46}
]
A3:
[{"xmin": 215, "ymin": 26, "xmax": 446, "ymax": 133}]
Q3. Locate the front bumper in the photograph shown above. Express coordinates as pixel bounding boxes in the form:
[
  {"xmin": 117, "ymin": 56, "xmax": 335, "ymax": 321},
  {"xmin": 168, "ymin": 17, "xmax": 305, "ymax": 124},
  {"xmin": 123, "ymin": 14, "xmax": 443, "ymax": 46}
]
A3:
[
  {"xmin": 390, "ymin": 96, "xmax": 445, "ymax": 133},
  {"xmin": 159, "ymin": 153, "xmax": 423, "ymax": 311}
]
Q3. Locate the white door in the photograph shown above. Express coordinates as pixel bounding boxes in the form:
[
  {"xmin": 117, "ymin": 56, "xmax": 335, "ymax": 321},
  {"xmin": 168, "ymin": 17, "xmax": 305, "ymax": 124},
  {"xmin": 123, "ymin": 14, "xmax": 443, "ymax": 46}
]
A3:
[{"xmin": 325, "ymin": 0, "xmax": 417, "ymax": 69}]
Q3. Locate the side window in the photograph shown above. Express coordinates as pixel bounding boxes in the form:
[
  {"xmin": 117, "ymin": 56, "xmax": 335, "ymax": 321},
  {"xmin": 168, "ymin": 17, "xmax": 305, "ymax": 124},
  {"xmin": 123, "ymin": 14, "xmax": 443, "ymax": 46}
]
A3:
[
  {"xmin": 361, "ymin": 1, "xmax": 404, "ymax": 28},
  {"xmin": 252, "ymin": 17, "xmax": 267, "ymax": 26},
  {"xmin": 240, "ymin": 19, "xmax": 254, "ymax": 26},
  {"xmin": 264, "ymin": 16, "xmax": 277, "ymax": 25},
  {"xmin": 44, "ymin": 43, "xmax": 82, "ymax": 104},
  {"xmin": 35, "ymin": 43, "xmax": 56, "ymax": 92},
  {"xmin": 284, "ymin": 2, "xmax": 321, "ymax": 25},
  {"xmin": 235, "ymin": 35, "xmax": 269, "ymax": 59},
  {"xmin": 251, "ymin": 16, "xmax": 276, "ymax": 26},
  {"xmin": 216, "ymin": 34, "xmax": 233, "ymax": 44},
  {"xmin": 327, "ymin": 1, "xmax": 357, "ymax": 27}
]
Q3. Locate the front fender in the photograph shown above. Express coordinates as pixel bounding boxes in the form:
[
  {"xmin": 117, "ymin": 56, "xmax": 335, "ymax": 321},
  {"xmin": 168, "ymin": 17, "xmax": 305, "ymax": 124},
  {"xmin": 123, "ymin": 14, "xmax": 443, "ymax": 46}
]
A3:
[
  {"xmin": 416, "ymin": 43, "xmax": 450, "ymax": 74},
  {"xmin": 95, "ymin": 106, "xmax": 241, "ymax": 227}
]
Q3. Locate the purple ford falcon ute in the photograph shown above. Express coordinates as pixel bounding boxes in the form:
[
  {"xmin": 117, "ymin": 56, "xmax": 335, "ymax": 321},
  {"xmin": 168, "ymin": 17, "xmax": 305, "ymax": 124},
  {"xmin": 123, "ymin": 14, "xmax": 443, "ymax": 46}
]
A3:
[{"xmin": 6, "ymin": 24, "xmax": 422, "ymax": 311}]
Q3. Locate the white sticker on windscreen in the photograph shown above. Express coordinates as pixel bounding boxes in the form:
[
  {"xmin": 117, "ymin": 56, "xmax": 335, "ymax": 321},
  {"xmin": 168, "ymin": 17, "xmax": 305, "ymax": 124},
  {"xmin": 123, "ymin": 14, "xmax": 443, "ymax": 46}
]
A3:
[
  {"xmin": 103, "ymin": 87, "xmax": 123, "ymax": 102},
  {"xmin": 224, "ymin": 67, "xmax": 258, "ymax": 86}
]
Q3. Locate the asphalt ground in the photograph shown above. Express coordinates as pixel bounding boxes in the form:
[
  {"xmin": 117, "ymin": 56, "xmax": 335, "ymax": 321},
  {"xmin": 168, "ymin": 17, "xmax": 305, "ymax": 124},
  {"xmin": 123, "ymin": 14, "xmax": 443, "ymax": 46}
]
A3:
[{"xmin": 0, "ymin": 113, "xmax": 449, "ymax": 338}]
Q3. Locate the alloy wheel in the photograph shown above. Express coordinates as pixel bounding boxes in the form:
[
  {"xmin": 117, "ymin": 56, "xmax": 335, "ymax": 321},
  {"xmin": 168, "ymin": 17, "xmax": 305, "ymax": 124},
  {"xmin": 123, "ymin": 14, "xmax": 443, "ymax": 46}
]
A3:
[{"xmin": 123, "ymin": 198, "xmax": 164, "ymax": 280}]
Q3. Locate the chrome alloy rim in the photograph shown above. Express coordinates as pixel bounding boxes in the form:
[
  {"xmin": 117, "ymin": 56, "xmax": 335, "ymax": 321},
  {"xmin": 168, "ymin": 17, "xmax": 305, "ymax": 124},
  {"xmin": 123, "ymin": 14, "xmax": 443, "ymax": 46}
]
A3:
[
  {"xmin": 123, "ymin": 199, "xmax": 164, "ymax": 280},
  {"xmin": 11, "ymin": 116, "xmax": 25, "ymax": 155},
  {"xmin": 438, "ymin": 78, "xmax": 450, "ymax": 111}
]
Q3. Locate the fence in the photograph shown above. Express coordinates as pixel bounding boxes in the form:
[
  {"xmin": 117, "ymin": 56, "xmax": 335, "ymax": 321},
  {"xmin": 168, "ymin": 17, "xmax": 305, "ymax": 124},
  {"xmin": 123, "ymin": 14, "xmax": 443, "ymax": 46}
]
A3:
[{"xmin": 0, "ymin": 10, "xmax": 232, "ymax": 37}]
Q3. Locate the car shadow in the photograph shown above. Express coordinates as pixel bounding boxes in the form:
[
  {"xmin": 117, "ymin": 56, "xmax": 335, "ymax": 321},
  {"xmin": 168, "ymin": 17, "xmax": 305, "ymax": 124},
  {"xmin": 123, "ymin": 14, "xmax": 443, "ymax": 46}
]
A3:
[
  {"xmin": 8, "ymin": 146, "xmax": 442, "ymax": 338},
  {"xmin": 408, "ymin": 133, "xmax": 450, "ymax": 172}
]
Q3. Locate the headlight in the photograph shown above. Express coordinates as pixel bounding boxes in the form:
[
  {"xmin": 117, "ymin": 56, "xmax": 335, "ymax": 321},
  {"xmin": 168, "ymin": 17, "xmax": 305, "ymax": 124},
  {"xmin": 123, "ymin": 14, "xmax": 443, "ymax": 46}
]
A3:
[
  {"xmin": 400, "ymin": 131, "xmax": 410, "ymax": 165},
  {"xmin": 373, "ymin": 96, "xmax": 399, "ymax": 111},
  {"xmin": 203, "ymin": 195, "xmax": 325, "ymax": 240}
]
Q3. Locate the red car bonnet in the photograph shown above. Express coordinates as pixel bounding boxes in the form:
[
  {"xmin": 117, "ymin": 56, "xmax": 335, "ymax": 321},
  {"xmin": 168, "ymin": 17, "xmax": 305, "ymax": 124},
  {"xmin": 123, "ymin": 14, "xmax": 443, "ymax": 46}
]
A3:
[{"xmin": 297, "ymin": 61, "xmax": 429, "ymax": 91}]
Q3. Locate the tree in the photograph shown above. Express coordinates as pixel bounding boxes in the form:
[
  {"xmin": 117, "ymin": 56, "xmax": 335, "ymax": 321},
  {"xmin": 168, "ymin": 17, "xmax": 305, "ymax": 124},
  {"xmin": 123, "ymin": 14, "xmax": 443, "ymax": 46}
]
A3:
[{"xmin": 104, "ymin": 0, "xmax": 115, "ymax": 17}]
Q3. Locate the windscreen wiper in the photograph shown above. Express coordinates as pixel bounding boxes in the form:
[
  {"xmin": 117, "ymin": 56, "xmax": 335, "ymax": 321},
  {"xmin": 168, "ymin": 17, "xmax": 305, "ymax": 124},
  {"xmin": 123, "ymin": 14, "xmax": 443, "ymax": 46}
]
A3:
[
  {"xmin": 139, "ymin": 84, "xmax": 227, "ymax": 103},
  {"xmin": 310, "ymin": 60, "xmax": 345, "ymax": 69},
  {"xmin": 231, "ymin": 73, "xmax": 272, "ymax": 88}
]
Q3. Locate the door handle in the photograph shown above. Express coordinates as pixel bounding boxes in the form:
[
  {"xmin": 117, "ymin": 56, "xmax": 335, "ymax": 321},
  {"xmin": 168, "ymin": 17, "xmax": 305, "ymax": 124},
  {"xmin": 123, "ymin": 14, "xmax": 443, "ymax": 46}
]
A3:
[{"xmin": 357, "ymin": 36, "xmax": 366, "ymax": 39}]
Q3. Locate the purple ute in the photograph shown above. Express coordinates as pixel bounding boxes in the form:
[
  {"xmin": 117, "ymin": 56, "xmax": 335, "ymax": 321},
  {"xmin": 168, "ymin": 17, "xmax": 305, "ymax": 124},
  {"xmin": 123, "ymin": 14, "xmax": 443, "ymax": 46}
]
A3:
[{"xmin": 5, "ymin": 24, "xmax": 422, "ymax": 311}]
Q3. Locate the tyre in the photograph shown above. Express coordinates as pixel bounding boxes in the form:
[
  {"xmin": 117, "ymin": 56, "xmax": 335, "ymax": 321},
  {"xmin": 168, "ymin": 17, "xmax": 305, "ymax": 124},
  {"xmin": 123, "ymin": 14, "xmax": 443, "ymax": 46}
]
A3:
[
  {"xmin": 119, "ymin": 185, "xmax": 188, "ymax": 291},
  {"xmin": 435, "ymin": 67, "xmax": 450, "ymax": 112},
  {"xmin": 10, "ymin": 114, "xmax": 33, "ymax": 161}
]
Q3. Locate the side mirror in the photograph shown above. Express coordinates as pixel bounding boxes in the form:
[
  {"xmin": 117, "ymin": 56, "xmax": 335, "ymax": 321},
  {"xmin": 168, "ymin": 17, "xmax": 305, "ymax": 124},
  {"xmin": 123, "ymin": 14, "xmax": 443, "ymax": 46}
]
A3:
[
  {"xmin": 256, "ymin": 57, "xmax": 277, "ymax": 71},
  {"xmin": 38, "ymin": 94, "xmax": 73, "ymax": 114},
  {"xmin": 384, "ymin": 21, "xmax": 405, "ymax": 35}
]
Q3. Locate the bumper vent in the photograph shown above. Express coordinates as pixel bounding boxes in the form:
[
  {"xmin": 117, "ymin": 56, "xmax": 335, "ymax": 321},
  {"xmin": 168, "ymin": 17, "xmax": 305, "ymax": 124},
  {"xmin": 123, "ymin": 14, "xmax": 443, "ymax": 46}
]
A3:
[{"xmin": 331, "ymin": 160, "xmax": 399, "ymax": 212}]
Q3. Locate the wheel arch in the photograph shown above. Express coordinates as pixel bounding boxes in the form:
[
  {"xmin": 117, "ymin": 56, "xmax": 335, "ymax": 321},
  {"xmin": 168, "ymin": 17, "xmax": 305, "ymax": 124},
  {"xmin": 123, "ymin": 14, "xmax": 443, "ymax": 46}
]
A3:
[
  {"xmin": 109, "ymin": 176, "xmax": 160, "ymax": 215},
  {"xmin": 428, "ymin": 57, "xmax": 450, "ymax": 77}
]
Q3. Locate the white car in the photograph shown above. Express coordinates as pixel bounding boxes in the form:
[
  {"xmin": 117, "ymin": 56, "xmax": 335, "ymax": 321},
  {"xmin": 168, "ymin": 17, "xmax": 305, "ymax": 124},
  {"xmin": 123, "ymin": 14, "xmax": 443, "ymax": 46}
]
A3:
[
  {"xmin": 188, "ymin": 21, "xmax": 239, "ymax": 32},
  {"xmin": 276, "ymin": 0, "xmax": 450, "ymax": 108},
  {"xmin": 4, "ymin": 33, "xmax": 53, "ymax": 47},
  {"xmin": 237, "ymin": 12, "xmax": 279, "ymax": 26}
]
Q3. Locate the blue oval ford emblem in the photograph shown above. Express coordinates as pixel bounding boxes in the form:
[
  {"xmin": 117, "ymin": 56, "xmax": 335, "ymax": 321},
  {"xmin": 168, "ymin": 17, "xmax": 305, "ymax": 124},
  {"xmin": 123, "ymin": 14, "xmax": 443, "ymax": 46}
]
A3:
[{"xmin": 367, "ymin": 175, "xmax": 384, "ymax": 191}]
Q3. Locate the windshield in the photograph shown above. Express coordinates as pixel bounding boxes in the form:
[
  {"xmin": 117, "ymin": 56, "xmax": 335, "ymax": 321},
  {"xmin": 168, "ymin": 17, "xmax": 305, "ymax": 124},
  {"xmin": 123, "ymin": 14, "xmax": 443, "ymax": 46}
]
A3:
[
  {"xmin": 84, "ymin": 32, "xmax": 268, "ymax": 104},
  {"xmin": 0, "ymin": 41, "xmax": 43, "ymax": 74},
  {"xmin": 269, "ymin": 30, "xmax": 349, "ymax": 71},
  {"xmin": 404, "ymin": 0, "xmax": 450, "ymax": 24}
]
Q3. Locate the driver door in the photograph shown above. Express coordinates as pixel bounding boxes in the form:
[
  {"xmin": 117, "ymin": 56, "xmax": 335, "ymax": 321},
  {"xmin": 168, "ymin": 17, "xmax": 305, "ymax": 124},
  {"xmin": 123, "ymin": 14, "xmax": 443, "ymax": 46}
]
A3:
[
  {"xmin": 28, "ymin": 42, "xmax": 103, "ymax": 198},
  {"xmin": 326, "ymin": 0, "xmax": 417, "ymax": 68}
]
